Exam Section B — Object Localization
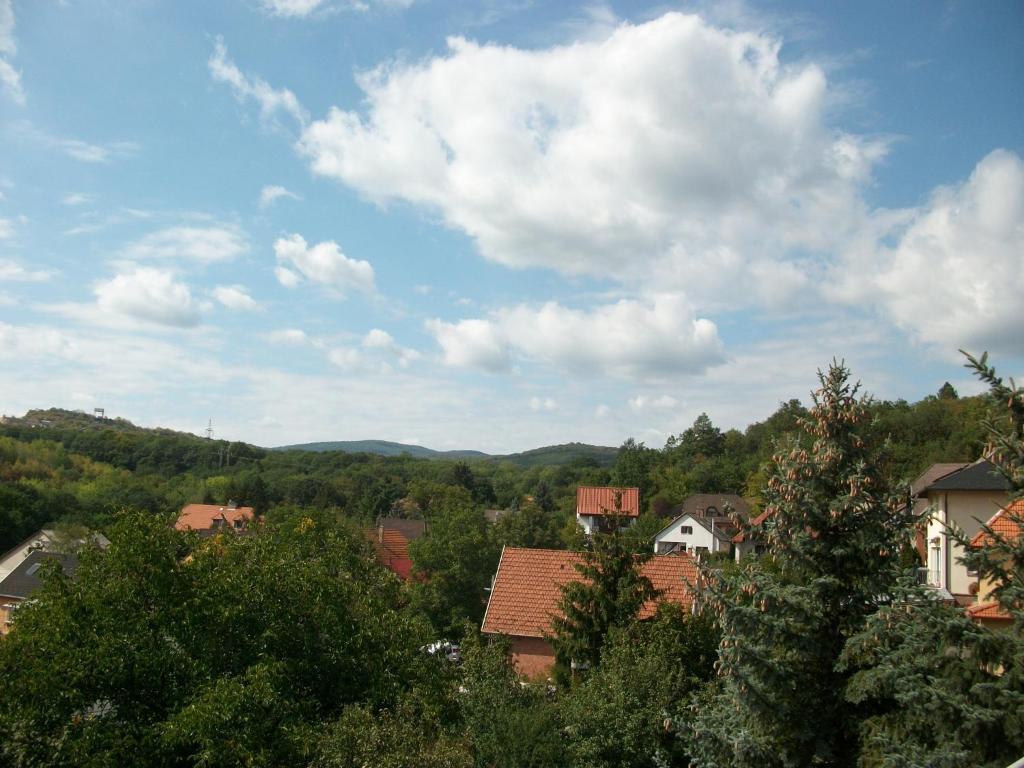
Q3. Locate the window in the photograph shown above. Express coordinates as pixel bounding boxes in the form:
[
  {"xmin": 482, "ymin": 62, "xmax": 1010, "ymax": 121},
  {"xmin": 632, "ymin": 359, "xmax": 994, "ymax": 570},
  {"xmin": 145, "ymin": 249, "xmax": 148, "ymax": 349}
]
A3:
[{"xmin": 679, "ymin": 525, "xmax": 693, "ymax": 535}]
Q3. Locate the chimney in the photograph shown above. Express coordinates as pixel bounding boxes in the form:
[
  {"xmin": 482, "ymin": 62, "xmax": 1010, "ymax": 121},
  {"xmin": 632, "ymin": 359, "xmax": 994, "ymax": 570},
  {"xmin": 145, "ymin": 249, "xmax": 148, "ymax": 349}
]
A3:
[{"xmin": 378, "ymin": 524, "xmax": 384, "ymax": 543}]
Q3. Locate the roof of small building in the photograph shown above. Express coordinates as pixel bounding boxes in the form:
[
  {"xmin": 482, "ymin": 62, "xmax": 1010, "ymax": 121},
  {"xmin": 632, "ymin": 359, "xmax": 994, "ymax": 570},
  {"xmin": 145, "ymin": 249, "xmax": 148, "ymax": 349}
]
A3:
[
  {"xmin": 365, "ymin": 520, "xmax": 426, "ymax": 581},
  {"xmin": 0, "ymin": 551, "xmax": 78, "ymax": 600},
  {"xmin": 176, "ymin": 503, "xmax": 255, "ymax": 532},
  {"xmin": 922, "ymin": 459, "xmax": 1010, "ymax": 494},
  {"xmin": 909, "ymin": 462, "xmax": 970, "ymax": 496},
  {"xmin": 966, "ymin": 600, "xmax": 1012, "ymax": 622},
  {"xmin": 576, "ymin": 487, "xmax": 640, "ymax": 518},
  {"xmin": 970, "ymin": 498, "xmax": 1023, "ymax": 549},
  {"xmin": 481, "ymin": 547, "xmax": 698, "ymax": 639}
]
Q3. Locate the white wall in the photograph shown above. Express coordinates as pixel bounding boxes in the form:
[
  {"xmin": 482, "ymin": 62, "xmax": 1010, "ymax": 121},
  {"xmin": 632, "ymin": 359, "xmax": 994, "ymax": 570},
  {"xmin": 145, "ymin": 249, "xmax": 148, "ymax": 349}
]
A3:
[
  {"xmin": 654, "ymin": 514, "xmax": 725, "ymax": 554},
  {"xmin": 924, "ymin": 490, "xmax": 1007, "ymax": 596}
]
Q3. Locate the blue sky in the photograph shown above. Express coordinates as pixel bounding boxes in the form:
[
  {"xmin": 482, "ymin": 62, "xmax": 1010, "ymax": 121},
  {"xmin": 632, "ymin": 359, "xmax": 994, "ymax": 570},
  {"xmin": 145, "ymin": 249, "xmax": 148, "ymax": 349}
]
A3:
[{"xmin": 0, "ymin": 0, "xmax": 1021, "ymax": 453}]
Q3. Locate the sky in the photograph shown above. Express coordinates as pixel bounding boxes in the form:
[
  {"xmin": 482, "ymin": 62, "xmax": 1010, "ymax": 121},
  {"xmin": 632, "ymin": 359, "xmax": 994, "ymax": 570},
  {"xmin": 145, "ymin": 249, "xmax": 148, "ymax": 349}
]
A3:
[{"xmin": 0, "ymin": 0, "xmax": 1022, "ymax": 453}]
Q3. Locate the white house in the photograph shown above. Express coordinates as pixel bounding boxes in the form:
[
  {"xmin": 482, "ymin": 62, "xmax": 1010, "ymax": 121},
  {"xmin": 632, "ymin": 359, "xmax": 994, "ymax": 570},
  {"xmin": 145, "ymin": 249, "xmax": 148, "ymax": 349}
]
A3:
[
  {"xmin": 915, "ymin": 459, "xmax": 1010, "ymax": 603},
  {"xmin": 0, "ymin": 528, "xmax": 109, "ymax": 583},
  {"xmin": 654, "ymin": 512, "xmax": 732, "ymax": 556},
  {"xmin": 576, "ymin": 486, "xmax": 640, "ymax": 535}
]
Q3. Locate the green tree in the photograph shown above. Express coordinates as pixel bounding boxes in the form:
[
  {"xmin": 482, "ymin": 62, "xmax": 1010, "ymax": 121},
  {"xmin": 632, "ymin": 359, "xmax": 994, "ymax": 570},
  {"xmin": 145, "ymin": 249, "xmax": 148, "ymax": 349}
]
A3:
[
  {"xmin": 551, "ymin": 522, "xmax": 659, "ymax": 682},
  {"xmin": 611, "ymin": 438, "xmax": 657, "ymax": 508},
  {"xmin": 838, "ymin": 351, "xmax": 1024, "ymax": 767},
  {"xmin": 562, "ymin": 605, "xmax": 718, "ymax": 768},
  {"xmin": 686, "ymin": 362, "xmax": 904, "ymax": 768},
  {"xmin": 408, "ymin": 486, "xmax": 501, "ymax": 637}
]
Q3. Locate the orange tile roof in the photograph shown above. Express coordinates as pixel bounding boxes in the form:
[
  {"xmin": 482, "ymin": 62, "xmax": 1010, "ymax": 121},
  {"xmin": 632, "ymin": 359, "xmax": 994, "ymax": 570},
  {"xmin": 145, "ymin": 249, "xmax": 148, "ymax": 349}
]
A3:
[
  {"xmin": 576, "ymin": 487, "xmax": 640, "ymax": 518},
  {"xmin": 364, "ymin": 528, "xmax": 416, "ymax": 580},
  {"xmin": 970, "ymin": 499, "xmax": 1023, "ymax": 549},
  {"xmin": 966, "ymin": 601, "xmax": 1012, "ymax": 622},
  {"xmin": 733, "ymin": 509, "xmax": 772, "ymax": 543},
  {"xmin": 481, "ymin": 547, "xmax": 698, "ymax": 638},
  {"xmin": 176, "ymin": 503, "xmax": 254, "ymax": 532}
]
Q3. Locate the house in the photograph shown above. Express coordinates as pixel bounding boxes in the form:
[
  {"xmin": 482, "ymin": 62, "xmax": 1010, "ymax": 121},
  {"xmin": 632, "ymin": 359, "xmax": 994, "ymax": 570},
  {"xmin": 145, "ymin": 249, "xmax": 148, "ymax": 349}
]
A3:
[
  {"xmin": 364, "ymin": 517, "xmax": 426, "ymax": 581},
  {"xmin": 0, "ymin": 551, "xmax": 78, "ymax": 636},
  {"xmin": 732, "ymin": 509, "xmax": 772, "ymax": 561},
  {"xmin": 915, "ymin": 459, "xmax": 1011, "ymax": 604},
  {"xmin": 965, "ymin": 498, "xmax": 1022, "ymax": 629},
  {"xmin": 655, "ymin": 494, "xmax": 751, "ymax": 557},
  {"xmin": 575, "ymin": 486, "xmax": 640, "ymax": 535},
  {"xmin": 654, "ymin": 513, "xmax": 731, "ymax": 556},
  {"xmin": 176, "ymin": 502, "xmax": 255, "ymax": 535},
  {"xmin": 481, "ymin": 547, "xmax": 698, "ymax": 677},
  {"xmin": 0, "ymin": 528, "xmax": 109, "ymax": 583}
]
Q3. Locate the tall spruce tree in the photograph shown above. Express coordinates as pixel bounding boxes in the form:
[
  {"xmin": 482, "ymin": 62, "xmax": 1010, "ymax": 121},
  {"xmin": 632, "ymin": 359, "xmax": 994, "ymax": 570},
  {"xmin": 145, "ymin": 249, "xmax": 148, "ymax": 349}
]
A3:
[
  {"xmin": 551, "ymin": 514, "xmax": 659, "ymax": 682},
  {"xmin": 839, "ymin": 352, "xmax": 1024, "ymax": 767},
  {"xmin": 685, "ymin": 362, "xmax": 905, "ymax": 768}
]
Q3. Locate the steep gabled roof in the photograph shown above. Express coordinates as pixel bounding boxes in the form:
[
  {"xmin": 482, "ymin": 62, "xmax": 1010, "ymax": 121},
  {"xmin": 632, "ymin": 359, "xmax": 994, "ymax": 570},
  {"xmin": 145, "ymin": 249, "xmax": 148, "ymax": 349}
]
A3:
[
  {"xmin": 923, "ymin": 459, "xmax": 1010, "ymax": 493},
  {"xmin": 481, "ymin": 547, "xmax": 697, "ymax": 638},
  {"xmin": 910, "ymin": 462, "xmax": 970, "ymax": 497},
  {"xmin": 0, "ymin": 551, "xmax": 78, "ymax": 600},
  {"xmin": 733, "ymin": 509, "xmax": 772, "ymax": 543},
  {"xmin": 970, "ymin": 498, "xmax": 1023, "ymax": 549},
  {"xmin": 576, "ymin": 487, "xmax": 640, "ymax": 518}
]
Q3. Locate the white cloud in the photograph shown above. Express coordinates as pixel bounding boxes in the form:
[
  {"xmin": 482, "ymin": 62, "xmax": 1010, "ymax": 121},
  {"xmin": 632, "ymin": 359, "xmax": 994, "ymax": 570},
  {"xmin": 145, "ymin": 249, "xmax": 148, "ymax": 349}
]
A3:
[
  {"xmin": 63, "ymin": 192, "xmax": 95, "ymax": 206},
  {"xmin": 259, "ymin": 184, "xmax": 301, "ymax": 207},
  {"xmin": 0, "ymin": 217, "xmax": 12, "ymax": 239},
  {"xmin": 529, "ymin": 396, "xmax": 557, "ymax": 412},
  {"xmin": 274, "ymin": 265, "xmax": 301, "ymax": 288},
  {"xmin": 363, "ymin": 328, "xmax": 420, "ymax": 367},
  {"xmin": 428, "ymin": 294, "xmax": 721, "ymax": 378},
  {"xmin": 594, "ymin": 404, "xmax": 612, "ymax": 419},
  {"xmin": 0, "ymin": 0, "xmax": 24, "ymax": 105},
  {"xmin": 273, "ymin": 232, "xmax": 375, "ymax": 296},
  {"xmin": 260, "ymin": 0, "xmax": 328, "ymax": 17},
  {"xmin": 297, "ymin": 12, "xmax": 884, "ymax": 302},
  {"xmin": 213, "ymin": 284, "xmax": 259, "ymax": 311},
  {"xmin": 425, "ymin": 317, "xmax": 511, "ymax": 373},
  {"xmin": 268, "ymin": 328, "xmax": 309, "ymax": 345},
  {"xmin": 94, "ymin": 268, "xmax": 202, "ymax": 327},
  {"xmin": 59, "ymin": 139, "xmax": 137, "ymax": 164},
  {"xmin": 835, "ymin": 149, "xmax": 1024, "ymax": 355},
  {"xmin": 629, "ymin": 394, "xmax": 679, "ymax": 411},
  {"xmin": 328, "ymin": 346, "xmax": 361, "ymax": 367},
  {"xmin": 209, "ymin": 37, "xmax": 308, "ymax": 125},
  {"xmin": 120, "ymin": 225, "xmax": 248, "ymax": 264},
  {"xmin": 0, "ymin": 259, "xmax": 55, "ymax": 282}
]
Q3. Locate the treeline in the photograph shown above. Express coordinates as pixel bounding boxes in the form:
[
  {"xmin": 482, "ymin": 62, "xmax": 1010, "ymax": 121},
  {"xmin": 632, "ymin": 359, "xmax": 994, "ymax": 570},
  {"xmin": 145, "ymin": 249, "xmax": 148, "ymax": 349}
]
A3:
[{"xmin": 0, "ymin": 382, "xmax": 994, "ymax": 558}]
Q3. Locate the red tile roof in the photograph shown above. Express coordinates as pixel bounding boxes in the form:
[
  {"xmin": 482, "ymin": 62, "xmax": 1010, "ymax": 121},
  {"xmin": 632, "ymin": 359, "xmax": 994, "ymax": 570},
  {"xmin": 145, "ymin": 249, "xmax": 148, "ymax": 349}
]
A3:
[
  {"xmin": 365, "ymin": 527, "xmax": 416, "ymax": 581},
  {"xmin": 481, "ymin": 547, "xmax": 698, "ymax": 638},
  {"xmin": 576, "ymin": 487, "xmax": 640, "ymax": 518},
  {"xmin": 970, "ymin": 499, "xmax": 1023, "ymax": 549},
  {"xmin": 966, "ymin": 601, "xmax": 1012, "ymax": 622},
  {"xmin": 176, "ymin": 503, "xmax": 254, "ymax": 532}
]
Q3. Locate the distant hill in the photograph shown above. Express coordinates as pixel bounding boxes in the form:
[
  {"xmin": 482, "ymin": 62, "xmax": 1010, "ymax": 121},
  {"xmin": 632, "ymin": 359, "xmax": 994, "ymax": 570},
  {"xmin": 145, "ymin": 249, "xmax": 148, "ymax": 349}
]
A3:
[
  {"xmin": 274, "ymin": 439, "xmax": 489, "ymax": 460},
  {"xmin": 494, "ymin": 442, "xmax": 619, "ymax": 468},
  {"xmin": 276, "ymin": 438, "xmax": 618, "ymax": 467}
]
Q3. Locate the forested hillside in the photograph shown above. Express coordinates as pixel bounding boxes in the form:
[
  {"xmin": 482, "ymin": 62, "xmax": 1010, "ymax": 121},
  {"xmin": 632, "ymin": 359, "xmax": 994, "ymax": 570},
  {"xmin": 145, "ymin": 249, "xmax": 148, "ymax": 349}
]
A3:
[{"xmin": 0, "ymin": 382, "xmax": 992, "ymax": 557}]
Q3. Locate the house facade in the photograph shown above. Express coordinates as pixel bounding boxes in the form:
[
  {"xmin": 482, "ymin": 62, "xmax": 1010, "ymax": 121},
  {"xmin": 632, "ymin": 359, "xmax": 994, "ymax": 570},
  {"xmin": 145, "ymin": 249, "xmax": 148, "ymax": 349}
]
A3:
[
  {"xmin": 0, "ymin": 551, "xmax": 78, "ymax": 636},
  {"xmin": 481, "ymin": 546, "xmax": 698, "ymax": 677},
  {"xmin": 915, "ymin": 459, "xmax": 1010, "ymax": 603},
  {"xmin": 575, "ymin": 486, "xmax": 640, "ymax": 535},
  {"xmin": 653, "ymin": 512, "xmax": 731, "ymax": 556}
]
